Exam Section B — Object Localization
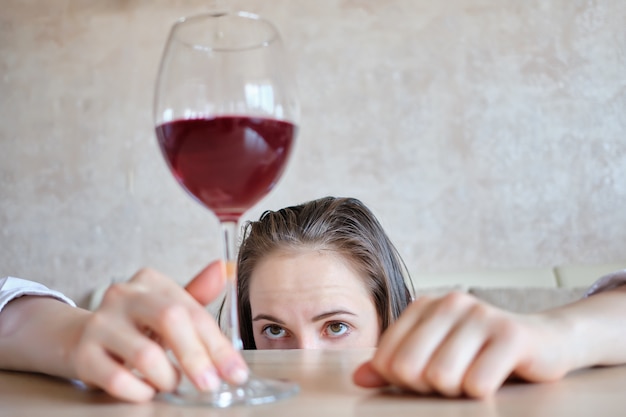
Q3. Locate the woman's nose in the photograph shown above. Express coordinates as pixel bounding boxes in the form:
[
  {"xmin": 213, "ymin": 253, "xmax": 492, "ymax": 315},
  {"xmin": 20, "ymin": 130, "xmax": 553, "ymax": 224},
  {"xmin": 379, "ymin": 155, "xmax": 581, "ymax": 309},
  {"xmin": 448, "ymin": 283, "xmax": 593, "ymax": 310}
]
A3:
[{"xmin": 296, "ymin": 334, "xmax": 321, "ymax": 349}]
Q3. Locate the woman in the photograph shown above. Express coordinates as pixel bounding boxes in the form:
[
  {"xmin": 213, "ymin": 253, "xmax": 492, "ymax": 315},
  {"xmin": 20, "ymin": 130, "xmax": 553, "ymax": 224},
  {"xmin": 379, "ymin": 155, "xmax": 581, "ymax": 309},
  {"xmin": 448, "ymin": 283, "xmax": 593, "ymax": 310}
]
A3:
[
  {"xmin": 233, "ymin": 196, "xmax": 413, "ymax": 349},
  {"xmin": 1, "ymin": 196, "xmax": 626, "ymax": 402}
]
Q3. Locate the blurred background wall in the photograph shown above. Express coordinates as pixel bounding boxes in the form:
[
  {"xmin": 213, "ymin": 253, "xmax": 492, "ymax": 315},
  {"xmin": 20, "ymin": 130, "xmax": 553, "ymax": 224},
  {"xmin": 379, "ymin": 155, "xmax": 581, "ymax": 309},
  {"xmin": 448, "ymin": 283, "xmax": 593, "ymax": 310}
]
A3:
[{"xmin": 1, "ymin": 0, "xmax": 625, "ymax": 305}]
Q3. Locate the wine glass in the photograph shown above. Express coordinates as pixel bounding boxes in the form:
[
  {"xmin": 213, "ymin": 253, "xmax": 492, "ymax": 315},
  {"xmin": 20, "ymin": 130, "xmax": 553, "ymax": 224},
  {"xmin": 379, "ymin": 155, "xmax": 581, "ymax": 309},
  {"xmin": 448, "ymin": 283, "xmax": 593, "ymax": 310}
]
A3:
[{"xmin": 153, "ymin": 11, "xmax": 299, "ymax": 407}]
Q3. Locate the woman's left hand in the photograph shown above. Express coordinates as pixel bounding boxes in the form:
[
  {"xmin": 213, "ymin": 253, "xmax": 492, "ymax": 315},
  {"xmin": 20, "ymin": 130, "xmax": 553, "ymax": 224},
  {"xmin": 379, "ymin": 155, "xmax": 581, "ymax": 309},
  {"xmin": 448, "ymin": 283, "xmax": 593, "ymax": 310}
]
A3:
[{"xmin": 352, "ymin": 292, "xmax": 571, "ymax": 398}]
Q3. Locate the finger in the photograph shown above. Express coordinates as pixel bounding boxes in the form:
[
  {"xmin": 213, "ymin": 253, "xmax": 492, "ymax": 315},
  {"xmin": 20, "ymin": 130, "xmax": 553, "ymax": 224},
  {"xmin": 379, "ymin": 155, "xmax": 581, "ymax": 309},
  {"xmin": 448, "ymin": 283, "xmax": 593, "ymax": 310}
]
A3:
[
  {"xmin": 129, "ymin": 268, "xmax": 204, "ymax": 306},
  {"xmin": 185, "ymin": 260, "xmax": 227, "ymax": 306},
  {"xmin": 191, "ymin": 307, "xmax": 249, "ymax": 385},
  {"xmin": 185, "ymin": 261, "xmax": 249, "ymax": 385},
  {"xmin": 81, "ymin": 313, "xmax": 179, "ymax": 392},
  {"xmin": 422, "ymin": 304, "xmax": 493, "ymax": 397},
  {"xmin": 462, "ymin": 321, "xmax": 527, "ymax": 398},
  {"xmin": 74, "ymin": 343, "xmax": 157, "ymax": 403},
  {"xmin": 352, "ymin": 361, "xmax": 390, "ymax": 388},
  {"xmin": 369, "ymin": 296, "xmax": 434, "ymax": 392},
  {"xmin": 372, "ymin": 295, "xmax": 433, "ymax": 369},
  {"xmin": 373, "ymin": 293, "xmax": 472, "ymax": 393},
  {"xmin": 127, "ymin": 294, "xmax": 224, "ymax": 392}
]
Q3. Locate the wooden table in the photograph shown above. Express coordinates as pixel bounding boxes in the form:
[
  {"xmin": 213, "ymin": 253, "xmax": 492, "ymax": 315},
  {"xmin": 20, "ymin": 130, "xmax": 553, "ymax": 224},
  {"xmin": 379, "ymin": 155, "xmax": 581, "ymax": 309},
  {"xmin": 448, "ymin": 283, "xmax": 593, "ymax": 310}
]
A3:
[{"xmin": 1, "ymin": 349, "xmax": 625, "ymax": 417}]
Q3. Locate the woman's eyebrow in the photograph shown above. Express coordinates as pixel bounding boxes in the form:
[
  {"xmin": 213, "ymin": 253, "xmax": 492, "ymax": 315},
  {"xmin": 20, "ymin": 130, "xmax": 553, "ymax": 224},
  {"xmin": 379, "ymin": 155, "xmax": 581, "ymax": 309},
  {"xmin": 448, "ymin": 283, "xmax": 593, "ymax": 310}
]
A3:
[
  {"xmin": 252, "ymin": 310, "xmax": 357, "ymax": 324},
  {"xmin": 252, "ymin": 314, "xmax": 285, "ymax": 324},
  {"xmin": 312, "ymin": 310, "xmax": 356, "ymax": 322}
]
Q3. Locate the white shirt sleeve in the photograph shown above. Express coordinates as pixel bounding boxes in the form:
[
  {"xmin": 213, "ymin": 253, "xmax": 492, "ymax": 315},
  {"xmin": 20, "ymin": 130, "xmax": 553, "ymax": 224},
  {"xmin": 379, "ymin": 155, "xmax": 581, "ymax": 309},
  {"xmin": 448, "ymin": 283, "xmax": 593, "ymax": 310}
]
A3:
[
  {"xmin": 0, "ymin": 276, "xmax": 76, "ymax": 313},
  {"xmin": 585, "ymin": 269, "xmax": 626, "ymax": 297}
]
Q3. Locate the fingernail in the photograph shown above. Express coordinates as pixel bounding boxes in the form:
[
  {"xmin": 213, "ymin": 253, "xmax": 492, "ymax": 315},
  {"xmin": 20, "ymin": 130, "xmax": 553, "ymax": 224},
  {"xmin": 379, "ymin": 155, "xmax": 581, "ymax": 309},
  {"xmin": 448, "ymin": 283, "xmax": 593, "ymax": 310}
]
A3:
[
  {"xmin": 229, "ymin": 366, "xmax": 249, "ymax": 385},
  {"xmin": 196, "ymin": 369, "xmax": 221, "ymax": 391}
]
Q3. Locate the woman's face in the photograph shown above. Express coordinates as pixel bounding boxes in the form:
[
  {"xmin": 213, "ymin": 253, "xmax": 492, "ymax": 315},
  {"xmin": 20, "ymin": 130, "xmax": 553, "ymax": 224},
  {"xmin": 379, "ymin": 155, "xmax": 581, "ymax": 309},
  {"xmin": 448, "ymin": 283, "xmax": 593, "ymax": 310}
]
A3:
[{"xmin": 248, "ymin": 249, "xmax": 381, "ymax": 350}]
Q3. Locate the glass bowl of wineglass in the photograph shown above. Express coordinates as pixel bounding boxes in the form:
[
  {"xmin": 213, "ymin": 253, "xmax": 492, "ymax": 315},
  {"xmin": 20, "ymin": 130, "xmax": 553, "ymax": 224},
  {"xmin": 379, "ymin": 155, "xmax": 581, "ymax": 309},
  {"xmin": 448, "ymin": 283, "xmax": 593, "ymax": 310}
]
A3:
[{"xmin": 153, "ymin": 10, "xmax": 299, "ymax": 407}]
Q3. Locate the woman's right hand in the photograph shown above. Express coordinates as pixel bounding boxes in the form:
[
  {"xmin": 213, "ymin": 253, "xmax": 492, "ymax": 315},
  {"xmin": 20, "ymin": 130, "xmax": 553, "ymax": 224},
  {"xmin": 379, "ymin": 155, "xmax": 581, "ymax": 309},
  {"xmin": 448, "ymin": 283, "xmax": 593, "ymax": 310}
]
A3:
[{"xmin": 71, "ymin": 261, "xmax": 248, "ymax": 402}]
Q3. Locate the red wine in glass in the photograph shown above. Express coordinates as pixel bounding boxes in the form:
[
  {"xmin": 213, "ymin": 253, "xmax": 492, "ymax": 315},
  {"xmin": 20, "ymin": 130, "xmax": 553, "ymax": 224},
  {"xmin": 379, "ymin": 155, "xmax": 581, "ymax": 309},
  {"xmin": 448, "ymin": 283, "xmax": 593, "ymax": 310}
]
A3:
[
  {"xmin": 153, "ymin": 11, "xmax": 300, "ymax": 407},
  {"xmin": 156, "ymin": 116, "xmax": 296, "ymax": 222}
]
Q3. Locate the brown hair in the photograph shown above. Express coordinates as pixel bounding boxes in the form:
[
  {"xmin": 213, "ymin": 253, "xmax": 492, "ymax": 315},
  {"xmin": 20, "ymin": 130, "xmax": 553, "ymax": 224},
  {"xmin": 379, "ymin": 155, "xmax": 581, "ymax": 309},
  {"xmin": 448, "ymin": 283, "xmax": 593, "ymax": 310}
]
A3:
[{"xmin": 235, "ymin": 196, "xmax": 414, "ymax": 349}]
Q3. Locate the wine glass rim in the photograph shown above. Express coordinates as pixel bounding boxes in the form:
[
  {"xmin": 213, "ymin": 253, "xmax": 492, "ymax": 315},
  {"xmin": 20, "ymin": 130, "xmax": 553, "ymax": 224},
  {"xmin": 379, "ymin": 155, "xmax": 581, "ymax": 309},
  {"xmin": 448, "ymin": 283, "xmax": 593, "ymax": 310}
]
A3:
[{"xmin": 170, "ymin": 10, "xmax": 281, "ymax": 52}]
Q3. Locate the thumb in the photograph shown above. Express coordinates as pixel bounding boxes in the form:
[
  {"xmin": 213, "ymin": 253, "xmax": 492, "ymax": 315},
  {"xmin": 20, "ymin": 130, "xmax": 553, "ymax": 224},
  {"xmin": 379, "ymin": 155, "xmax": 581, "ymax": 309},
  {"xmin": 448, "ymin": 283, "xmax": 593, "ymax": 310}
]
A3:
[
  {"xmin": 185, "ymin": 260, "xmax": 226, "ymax": 306},
  {"xmin": 352, "ymin": 360, "xmax": 390, "ymax": 388}
]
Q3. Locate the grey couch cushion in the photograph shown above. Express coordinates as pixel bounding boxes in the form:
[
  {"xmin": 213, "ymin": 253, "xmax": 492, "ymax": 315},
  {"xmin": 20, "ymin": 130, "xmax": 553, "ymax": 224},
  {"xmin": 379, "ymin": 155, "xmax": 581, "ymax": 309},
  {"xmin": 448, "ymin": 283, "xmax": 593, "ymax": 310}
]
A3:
[{"xmin": 469, "ymin": 287, "xmax": 587, "ymax": 313}]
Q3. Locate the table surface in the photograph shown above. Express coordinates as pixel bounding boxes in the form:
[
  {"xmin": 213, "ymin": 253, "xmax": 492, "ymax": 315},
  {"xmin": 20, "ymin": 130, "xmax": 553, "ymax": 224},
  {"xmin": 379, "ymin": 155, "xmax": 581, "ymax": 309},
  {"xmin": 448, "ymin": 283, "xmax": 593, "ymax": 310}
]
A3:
[{"xmin": 1, "ymin": 348, "xmax": 625, "ymax": 417}]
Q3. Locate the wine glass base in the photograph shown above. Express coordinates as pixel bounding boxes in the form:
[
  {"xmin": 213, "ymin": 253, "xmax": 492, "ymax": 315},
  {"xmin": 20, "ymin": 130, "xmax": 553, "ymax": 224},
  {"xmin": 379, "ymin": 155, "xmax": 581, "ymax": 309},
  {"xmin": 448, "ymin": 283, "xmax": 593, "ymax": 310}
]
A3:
[{"xmin": 158, "ymin": 375, "xmax": 299, "ymax": 407}]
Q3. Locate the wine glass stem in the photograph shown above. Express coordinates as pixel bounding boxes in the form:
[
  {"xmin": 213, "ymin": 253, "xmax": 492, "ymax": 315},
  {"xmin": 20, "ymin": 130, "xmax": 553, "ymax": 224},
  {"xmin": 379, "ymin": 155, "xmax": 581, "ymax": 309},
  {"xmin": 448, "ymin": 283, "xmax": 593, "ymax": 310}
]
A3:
[{"xmin": 220, "ymin": 220, "xmax": 243, "ymax": 351}]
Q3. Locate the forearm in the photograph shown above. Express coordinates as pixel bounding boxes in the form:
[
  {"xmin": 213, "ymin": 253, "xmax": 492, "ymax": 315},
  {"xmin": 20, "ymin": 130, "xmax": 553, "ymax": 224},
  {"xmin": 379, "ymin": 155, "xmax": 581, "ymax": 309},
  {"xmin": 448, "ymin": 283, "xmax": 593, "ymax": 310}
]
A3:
[
  {"xmin": 544, "ymin": 287, "xmax": 626, "ymax": 371},
  {"xmin": 0, "ymin": 296, "xmax": 90, "ymax": 379}
]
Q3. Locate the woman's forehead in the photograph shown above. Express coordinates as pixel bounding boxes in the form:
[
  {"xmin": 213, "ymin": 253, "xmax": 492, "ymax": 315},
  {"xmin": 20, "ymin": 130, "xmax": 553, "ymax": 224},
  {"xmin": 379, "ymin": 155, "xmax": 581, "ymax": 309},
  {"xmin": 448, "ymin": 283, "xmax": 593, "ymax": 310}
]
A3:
[
  {"xmin": 249, "ymin": 249, "xmax": 370, "ymax": 296},
  {"xmin": 262, "ymin": 245, "xmax": 364, "ymax": 271}
]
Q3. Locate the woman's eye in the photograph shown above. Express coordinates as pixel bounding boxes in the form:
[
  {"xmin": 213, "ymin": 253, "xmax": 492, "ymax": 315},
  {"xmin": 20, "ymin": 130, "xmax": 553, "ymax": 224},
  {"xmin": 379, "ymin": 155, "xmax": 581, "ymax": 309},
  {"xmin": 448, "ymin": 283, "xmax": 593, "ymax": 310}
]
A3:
[
  {"xmin": 262, "ymin": 325, "xmax": 287, "ymax": 339},
  {"xmin": 325, "ymin": 322, "xmax": 349, "ymax": 337}
]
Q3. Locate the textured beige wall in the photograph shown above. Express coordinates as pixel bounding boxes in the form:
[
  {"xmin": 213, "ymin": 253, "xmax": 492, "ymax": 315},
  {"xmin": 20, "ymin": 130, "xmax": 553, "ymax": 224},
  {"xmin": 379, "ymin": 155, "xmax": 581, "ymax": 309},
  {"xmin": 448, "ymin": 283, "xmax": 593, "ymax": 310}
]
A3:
[{"xmin": 1, "ymin": 0, "xmax": 626, "ymax": 304}]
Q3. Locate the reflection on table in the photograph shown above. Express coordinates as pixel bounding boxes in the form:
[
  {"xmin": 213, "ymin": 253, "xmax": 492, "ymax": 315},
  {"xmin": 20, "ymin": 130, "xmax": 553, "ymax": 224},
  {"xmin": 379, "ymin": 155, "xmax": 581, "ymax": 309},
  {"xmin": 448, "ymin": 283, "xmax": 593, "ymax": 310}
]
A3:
[{"xmin": 1, "ymin": 348, "xmax": 625, "ymax": 417}]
